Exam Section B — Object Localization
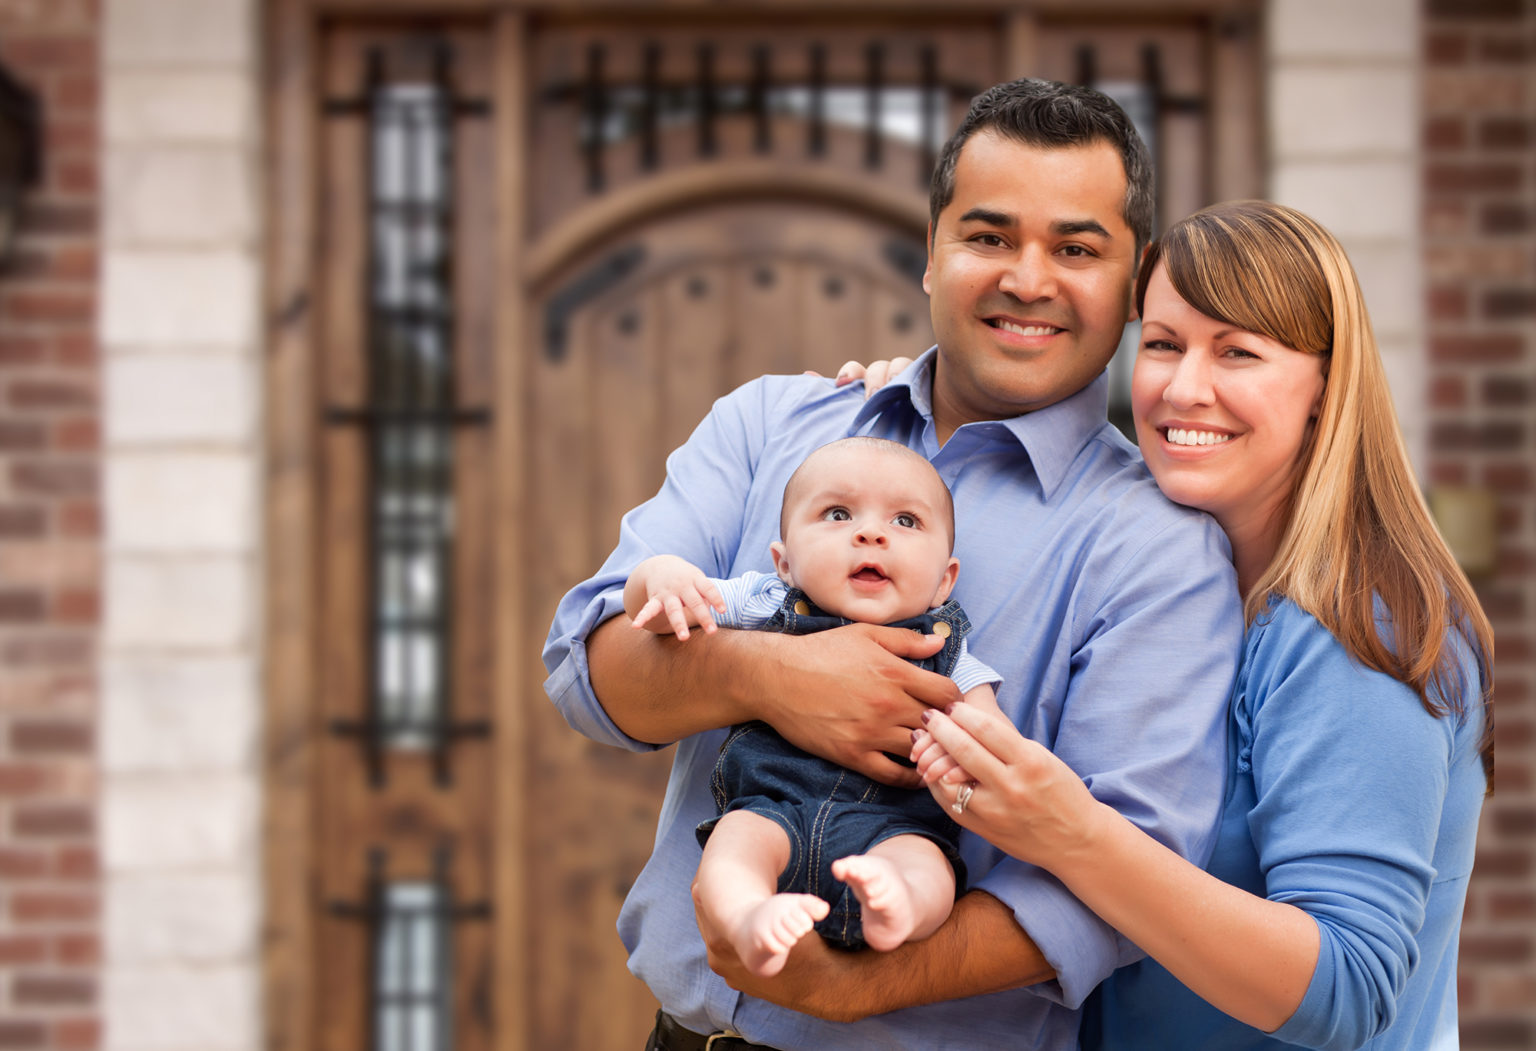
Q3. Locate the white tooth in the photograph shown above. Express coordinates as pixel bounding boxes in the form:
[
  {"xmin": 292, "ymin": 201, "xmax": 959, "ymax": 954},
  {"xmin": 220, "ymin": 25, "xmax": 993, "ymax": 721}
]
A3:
[
  {"xmin": 1167, "ymin": 428, "xmax": 1231, "ymax": 447},
  {"xmin": 996, "ymin": 320, "xmax": 1056, "ymax": 337}
]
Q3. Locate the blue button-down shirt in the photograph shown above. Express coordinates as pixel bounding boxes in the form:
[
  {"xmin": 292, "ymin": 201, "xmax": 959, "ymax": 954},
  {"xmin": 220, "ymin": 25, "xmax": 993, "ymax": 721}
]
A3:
[{"xmin": 543, "ymin": 351, "xmax": 1242, "ymax": 1050}]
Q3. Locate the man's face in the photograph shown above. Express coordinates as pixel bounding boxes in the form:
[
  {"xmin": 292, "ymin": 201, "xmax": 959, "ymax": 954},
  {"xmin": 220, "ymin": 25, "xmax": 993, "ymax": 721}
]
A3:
[{"xmin": 923, "ymin": 131, "xmax": 1140, "ymax": 438}]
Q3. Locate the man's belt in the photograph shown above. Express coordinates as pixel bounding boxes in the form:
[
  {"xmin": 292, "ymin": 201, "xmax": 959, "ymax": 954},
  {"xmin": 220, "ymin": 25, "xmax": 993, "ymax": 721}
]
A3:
[{"xmin": 645, "ymin": 1009, "xmax": 781, "ymax": 1051}]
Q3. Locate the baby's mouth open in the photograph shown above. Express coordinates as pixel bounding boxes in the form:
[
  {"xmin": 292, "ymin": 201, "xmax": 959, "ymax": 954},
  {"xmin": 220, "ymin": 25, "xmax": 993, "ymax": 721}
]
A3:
[{"xmin": 851, "ymin": 567, "xmax": 889, "ymax": 583}]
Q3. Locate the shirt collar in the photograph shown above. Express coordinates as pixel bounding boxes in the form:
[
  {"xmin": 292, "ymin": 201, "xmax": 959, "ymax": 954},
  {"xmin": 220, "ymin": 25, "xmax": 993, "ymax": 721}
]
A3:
[{"xmin": 850, "ymin": 346, "xmax": 1117, "ymax": 500}]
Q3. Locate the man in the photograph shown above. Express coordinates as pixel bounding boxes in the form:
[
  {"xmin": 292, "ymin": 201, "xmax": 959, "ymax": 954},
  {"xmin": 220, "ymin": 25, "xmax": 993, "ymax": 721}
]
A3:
[{"xmin": 544, "ymin": 78, "xmax": 1242, "ymax": 1050}]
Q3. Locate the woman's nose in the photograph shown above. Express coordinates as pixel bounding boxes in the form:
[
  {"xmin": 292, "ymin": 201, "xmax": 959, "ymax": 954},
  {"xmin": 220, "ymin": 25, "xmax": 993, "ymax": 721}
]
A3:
[{"xmin": 1164, "ymin": 351, "xmax": 1215, "ymax": 409}]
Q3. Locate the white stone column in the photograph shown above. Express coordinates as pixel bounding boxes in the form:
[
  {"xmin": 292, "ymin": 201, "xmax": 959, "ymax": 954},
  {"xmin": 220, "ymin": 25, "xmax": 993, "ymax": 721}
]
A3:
[
  {"xmin": 99, "ymin": 1, "xmax": 263, "ymax": 1049},
  {"xmin": 1267, "ymin": 0, "xmax": 1427, "ymax": 470}
]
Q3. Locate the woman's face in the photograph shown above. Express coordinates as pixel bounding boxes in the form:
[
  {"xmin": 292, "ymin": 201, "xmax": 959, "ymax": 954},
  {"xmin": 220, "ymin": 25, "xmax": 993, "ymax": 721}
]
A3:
[{"xmin": 1132, "ymin": 265, "xmax": 1328, "ymax": 541}]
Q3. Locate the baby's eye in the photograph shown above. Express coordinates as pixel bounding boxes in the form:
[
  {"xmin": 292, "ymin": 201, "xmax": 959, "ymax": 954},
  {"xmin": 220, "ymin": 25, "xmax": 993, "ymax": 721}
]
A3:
[
  {"xmin": 892, "ymin": 513, "xmax": 918, "ymax": 528},
  {"xmin": 823, "ymin": 507, "xmax": 851, "ymax": 522}
]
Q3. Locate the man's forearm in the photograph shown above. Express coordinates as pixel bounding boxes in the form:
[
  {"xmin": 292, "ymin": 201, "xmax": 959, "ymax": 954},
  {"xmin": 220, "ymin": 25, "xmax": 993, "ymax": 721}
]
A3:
[
  {"xmin": 588, "ymin": 615, "xmax": 764, "ymax": 744},
  {"xmin": 718, "ymin": 890, "xmax": 1055, "ymax": 1021}
]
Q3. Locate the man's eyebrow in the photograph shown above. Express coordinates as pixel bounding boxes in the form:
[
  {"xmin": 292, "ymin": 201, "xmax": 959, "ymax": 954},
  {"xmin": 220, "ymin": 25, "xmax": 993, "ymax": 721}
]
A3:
[
  {"xmin": 1052, "ymin": 218, "xmax": 1113, "ymax": 240},
  {"xmin": 957, "ymin": 207, "xmax": 1014, "ymax": 227}
]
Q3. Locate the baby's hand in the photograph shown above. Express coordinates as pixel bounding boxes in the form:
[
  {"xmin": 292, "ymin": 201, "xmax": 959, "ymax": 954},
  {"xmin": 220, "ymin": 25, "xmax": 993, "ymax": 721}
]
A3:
[{"xmin": 630, "ymin": 557, "xmax": 727, "ymax": 640}]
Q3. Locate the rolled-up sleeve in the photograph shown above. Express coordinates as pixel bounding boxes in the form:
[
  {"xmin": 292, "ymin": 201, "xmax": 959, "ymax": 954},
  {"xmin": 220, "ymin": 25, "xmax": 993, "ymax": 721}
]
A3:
[{"xmin": 540, "ymin": 376, "xmax": 787, "ymax": 749}]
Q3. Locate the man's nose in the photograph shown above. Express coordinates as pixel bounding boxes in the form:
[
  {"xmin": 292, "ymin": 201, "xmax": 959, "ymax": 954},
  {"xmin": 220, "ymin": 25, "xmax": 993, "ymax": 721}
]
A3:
[{"xmin": 996, "ymin": 243, "xmax": 1058, "ymax": 302}]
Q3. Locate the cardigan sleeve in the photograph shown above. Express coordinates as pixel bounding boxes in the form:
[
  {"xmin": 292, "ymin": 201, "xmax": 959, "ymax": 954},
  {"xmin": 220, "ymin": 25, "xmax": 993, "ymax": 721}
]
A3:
[{"xmin": 1248, "ymin": 604, "xmax": 1465, "ymax": 1050}]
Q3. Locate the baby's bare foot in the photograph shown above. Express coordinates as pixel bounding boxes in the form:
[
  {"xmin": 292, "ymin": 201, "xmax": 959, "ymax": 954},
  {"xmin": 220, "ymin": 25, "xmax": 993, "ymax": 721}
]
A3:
[
  {"xmin": 733, "ymin": 894, "xmax": 830, "ymax": 977},
  {"xmin": 832, "ymin": 854, "xmax": 917, "ymax": 951}
]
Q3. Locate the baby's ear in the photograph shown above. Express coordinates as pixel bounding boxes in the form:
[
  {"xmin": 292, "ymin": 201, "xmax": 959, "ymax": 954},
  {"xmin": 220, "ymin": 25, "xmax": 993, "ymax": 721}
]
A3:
[
  {"xmin": 769, "ymin": 540, "xmax": 793, "ymax": 585},
  {"xmin": 933, "ymin": 556, "xmax": 960, "ymax": 604}
]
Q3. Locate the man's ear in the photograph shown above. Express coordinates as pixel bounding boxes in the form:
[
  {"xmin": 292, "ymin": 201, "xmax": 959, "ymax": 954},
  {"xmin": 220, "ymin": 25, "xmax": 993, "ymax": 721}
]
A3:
[
  {"xmin": 769, "ymin": 540, "xmax": 793, "ymax": 585},
  {"xmin": 932, "ymin": 557, "xmax": 960, "ymax": 605},
  {"xmin": 1128, "ymin": 244, "xmax": 1152, "ymax": 321},
  {"xmin": 922, "ymin": 222, "xmax": 934, "ymax": 295}
]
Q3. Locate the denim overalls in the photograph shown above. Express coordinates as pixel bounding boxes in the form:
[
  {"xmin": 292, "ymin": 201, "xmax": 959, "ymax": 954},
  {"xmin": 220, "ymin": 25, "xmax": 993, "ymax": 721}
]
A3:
[{"xmin": 695, "ymin": 587, "xmax": 973, "ymax": 950}]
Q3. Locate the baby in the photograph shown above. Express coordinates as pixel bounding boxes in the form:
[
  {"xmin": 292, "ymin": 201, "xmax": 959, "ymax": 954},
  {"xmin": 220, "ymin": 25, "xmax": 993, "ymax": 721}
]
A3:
[{"xmin": 624, "ymin": 436, "xmax": 1000, "ymax": 977}]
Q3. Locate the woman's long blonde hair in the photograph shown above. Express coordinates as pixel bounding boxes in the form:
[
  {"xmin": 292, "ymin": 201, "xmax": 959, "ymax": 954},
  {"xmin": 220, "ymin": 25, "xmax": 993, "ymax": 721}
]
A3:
[{"xmin": 1136, "ymin": 200, "xmax": 1494, "ymax": 783}]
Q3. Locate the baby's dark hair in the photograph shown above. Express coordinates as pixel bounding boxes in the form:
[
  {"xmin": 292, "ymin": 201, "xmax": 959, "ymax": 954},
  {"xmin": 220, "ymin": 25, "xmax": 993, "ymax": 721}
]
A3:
[{"xmin": 779, "ymin": 437, "xmax": 957, "ymax": 551}]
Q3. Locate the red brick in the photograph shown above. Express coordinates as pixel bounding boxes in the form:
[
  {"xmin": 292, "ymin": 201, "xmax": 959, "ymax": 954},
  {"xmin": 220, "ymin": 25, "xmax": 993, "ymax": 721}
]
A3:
[
  {"xmin": 1430, "ymin": 374, "xmax": 1469, "ymax": 408},
  {"xmin": 51, "ymin": 417, "xmax": 98, "ymax": 452},
  {"xmin": 49, "ymin": 332, "xmax": 96, "ymax": 367},
  {"xmin": 8, "ymin": 891, "xmax": 97, "ymax": 924},
  {"xmin": 1480, "ymin": 201, "xmax": 1531, "ymax": 234},
  {"xmin": 0, "ymin": 420, "xmax": 45, "ymax": 451},
  {"xmin": 16, "ymin": 202, "xmax": 95, "ymax": 238},
  {"xmin": 9, "ymin": 458, "xmax": 96, "ymax": 497},
  {"xmin": 0, "ymin": 764, "xmax": 54, "ymax": 795},
  {"xmin": 1489, "ymin": 889, "xmax": 1536, "ymax": 921},
  {"xmin": 1426, "ymin": 161, "xmax": 1523, "ymax": 194},
  {"xmin": 56, "ymin": 157, "xmax": 96, "ymax": 196},
  {"xmin": 1431, "ymin": 333, "xmax": 1523, "ymax": 363},
  {"xmin": 1482, "ymin": 375, "xmax": 1531, "ymax": 407},
  {"xmin": 13, "ymin": 974, "xmax": 94, "ymax": 1008},
  {"xmin": 1483, "ymin": 287, "xmax": 1535, "ymax": 320},
  {"xmin": 52, "ymin": 1017, "xmax": 99, "ymax": 1051},
  {"xmin": 1492, "ymin": 806, "xmax": 1536, "ymax": 838},
  {"xmin": 0, "ymin": 938, "xmax": 46, "ymax": 966},
  {"xmin": 1425, "ymin": 114, "xmax": 1468, "ymax": 151},
  {"xmin": 0, "ymin": 336, "xmax": 47, "ymax": 366},
  {"xmin": 0, "ymin": 849, "xmax": 49, "ymax": 880},
  {"xmin": 1426, "ymin": 29, "xmax": 1471, "ymax": 64},
  {"xmin": 0, "ymin": 589, "xmax": 45, "ymax": 622},
  {"xmin": 55, "ymin": 500, "xmax": 98, "ymax": 538},
  {"xmin": 7, "ymin": 378, "xmax": 96, "ymax": 410},
  {"xmin": 1427, "ymin": 0, "xmax": 1526, "ymax": 16},
  {"xmin": 0, "ymin": 505, "xmax": 45, "ymax": 539},
  {"xmin": 51, "ymin": 588, "xmax": 98, "ymax": 625},
  {"xmin": 0, "ymin": 1021, "xmax": 47, "ymax": 1049},
  {"xmin": 12, "ymin": 802, "xmax": 93, "ymax": 839},
  {"xmin": 1428, "ymin": 283, "xmax": 1469, "ymax": 321},
  {"xmin": 1483, "ymin": 462, "xmax": 1533, "ymax": 492},
  {"xmin": 52, "ymin": 846, "xmax": 95, "ymax": 881},
  {"xmin": 1461, "ymin": 933, "xmax": 1533, "ymax": 964},
  {"xmin": 1478, "ymin": 33, "xmax": 1534, "ymax": 64},
  {"xmin": 52, "ymin": 933, "xmax": 97, "ymax": 967},
  {"xmin": 1475, "ymin": 846, "xmax": 1534, "ymax": 877},
  {"xmin": 1478, "ymin": 116, "xmax": 1532, "ymax": 150},
  {"xmin": 10, "ymin": 719, "xmax": 91, "ymax": 755},
  {"xmin": 0, "ymin": 37, "xmax": 94, "ymax": 73},
  {"xmin": 1459, "ymin": 1019, "xmax": 1535, "ymax": 1048},
  {"xmin": 0, "ymin": 290, "xmax": 95, "ymax": 326},
  {"xmin": 1431, "ymin": 420, "xmax": 1525, "ymax": 451}
]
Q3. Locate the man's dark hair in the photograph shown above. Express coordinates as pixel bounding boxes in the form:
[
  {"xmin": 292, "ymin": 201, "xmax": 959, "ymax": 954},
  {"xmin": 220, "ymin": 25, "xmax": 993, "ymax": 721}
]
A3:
[{"xmin": 929, "ymin": 77, "xmax": 1155, "ymax": 253}]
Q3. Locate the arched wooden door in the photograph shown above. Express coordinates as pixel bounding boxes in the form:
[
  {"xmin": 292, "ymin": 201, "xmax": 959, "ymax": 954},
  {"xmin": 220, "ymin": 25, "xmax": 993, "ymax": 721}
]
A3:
[
  {"xmin": 523, "ymin": 197, "xmax": 934, "ymax": 1046},
  {"xmin": 264, "ymin": 5, "xmax": 1259, "ymax": 1049}
]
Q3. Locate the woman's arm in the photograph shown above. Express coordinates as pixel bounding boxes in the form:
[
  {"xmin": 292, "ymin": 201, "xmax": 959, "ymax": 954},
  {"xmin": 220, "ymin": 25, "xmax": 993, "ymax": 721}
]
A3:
[{"xmin": 915, "ymin": 703, "xmax": 1318, "ymax": 1032}]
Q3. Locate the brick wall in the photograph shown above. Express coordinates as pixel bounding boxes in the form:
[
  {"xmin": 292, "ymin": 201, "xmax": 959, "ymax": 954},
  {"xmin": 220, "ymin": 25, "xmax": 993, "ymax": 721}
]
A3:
[
  {"xmin": 1424, "ymin": 0, "xmax": 1536, "ymax": 1048},
  {"xmin": 0, "ymin": 1, "xmax": 102, "ymax": 1049}
]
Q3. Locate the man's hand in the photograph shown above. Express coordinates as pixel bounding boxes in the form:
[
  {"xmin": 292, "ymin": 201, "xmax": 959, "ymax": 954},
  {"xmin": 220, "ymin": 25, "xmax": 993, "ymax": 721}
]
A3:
[{"xmin": 755, "ymin": 623, "xmax": 961, "ymax": 787}]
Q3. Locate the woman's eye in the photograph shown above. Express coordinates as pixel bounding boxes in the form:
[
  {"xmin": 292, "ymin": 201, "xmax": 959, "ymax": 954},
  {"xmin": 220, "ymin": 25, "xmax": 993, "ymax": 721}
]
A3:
[{"xmin": 1143, "ymin": 339, "xmax": 1181, "ymax": 353}]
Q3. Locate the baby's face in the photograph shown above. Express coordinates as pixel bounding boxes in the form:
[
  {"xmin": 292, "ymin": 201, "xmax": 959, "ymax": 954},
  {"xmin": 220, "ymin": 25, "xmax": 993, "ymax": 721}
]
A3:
[{"xmin": 772, "ymin": 446, "xmax": 958, "ymax": 625}]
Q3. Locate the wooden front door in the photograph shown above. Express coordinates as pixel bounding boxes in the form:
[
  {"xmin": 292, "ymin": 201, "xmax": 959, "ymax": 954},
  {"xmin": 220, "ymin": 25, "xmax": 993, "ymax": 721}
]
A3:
[{"xmin": 264, "ymin": 5, "xmax": 1259, "ymax": 1049}]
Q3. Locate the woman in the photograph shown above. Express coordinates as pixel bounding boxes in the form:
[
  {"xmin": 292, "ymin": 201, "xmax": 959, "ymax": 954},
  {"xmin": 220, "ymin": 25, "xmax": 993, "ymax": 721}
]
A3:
[{"xmin": 873, "ymin": 200, "xmax": 1492, "ymax": 1049}]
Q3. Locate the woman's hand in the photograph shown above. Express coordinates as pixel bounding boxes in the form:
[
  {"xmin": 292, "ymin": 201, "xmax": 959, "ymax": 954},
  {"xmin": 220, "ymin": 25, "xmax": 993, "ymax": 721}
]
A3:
[
  {"xmin": 911, "ymin": 702, "xmax": 1104, "ymax": 871},
  {"xmin": 833, "ymin": 357, "xmax": 915, "ymax": 398}
]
